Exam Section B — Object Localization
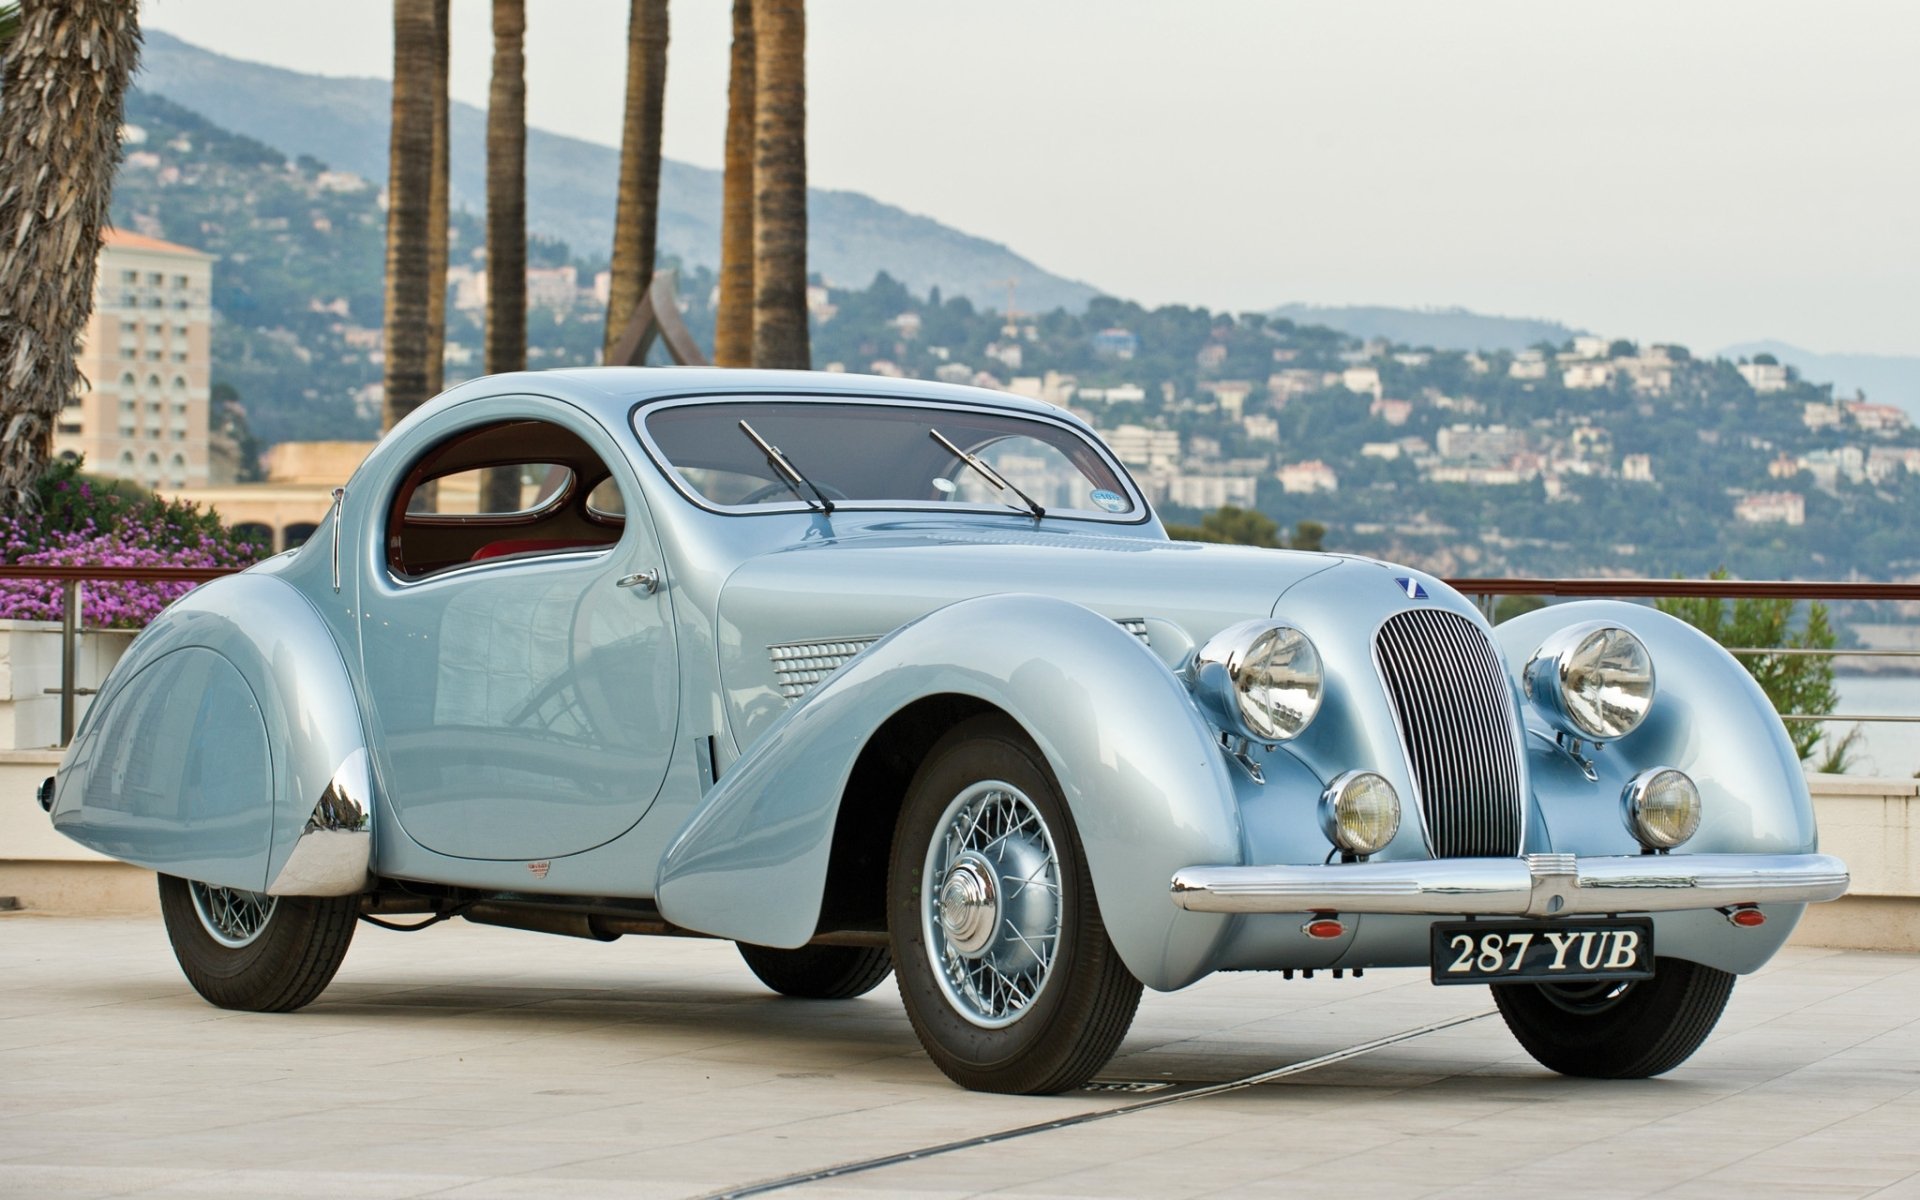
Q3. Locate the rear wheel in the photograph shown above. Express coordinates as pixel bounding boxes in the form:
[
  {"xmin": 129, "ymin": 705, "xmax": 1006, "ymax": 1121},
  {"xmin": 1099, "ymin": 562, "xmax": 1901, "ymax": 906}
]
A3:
[
  {"xmin": 738, "ymin": 942, "xmax": 893, "ymax": 999},
  {"xmin": 1493, "ymin": 956, "xmax": 1735, "ymax": 1078},
  {"xmin": 888, "ymin": 715, "xmax": 1141, "ymax": 1094},
  {"xmin": 158, "ymin": 874, "xmax": 358, "ymax": 1012}
]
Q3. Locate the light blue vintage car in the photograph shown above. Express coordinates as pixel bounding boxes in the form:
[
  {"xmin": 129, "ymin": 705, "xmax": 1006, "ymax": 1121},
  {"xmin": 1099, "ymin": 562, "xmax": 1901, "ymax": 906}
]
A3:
[{"xmin": 43, "ymin": 369, "xmax": 1849, "ymax": 1093}]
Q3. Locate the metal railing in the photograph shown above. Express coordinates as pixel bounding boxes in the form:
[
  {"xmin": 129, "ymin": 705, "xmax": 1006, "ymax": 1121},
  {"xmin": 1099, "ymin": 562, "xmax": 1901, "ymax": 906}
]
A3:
[
  {"xmin": 3, "ymin": 565, "xmax": 1917, "ymax": 745},
  {"xmin": 1448, "ymin": 577, "xmax": 1920, "ymax": 731},
  {"xmin": 0, "ymin": 564, "xmax": 238, "ymax": 744}
]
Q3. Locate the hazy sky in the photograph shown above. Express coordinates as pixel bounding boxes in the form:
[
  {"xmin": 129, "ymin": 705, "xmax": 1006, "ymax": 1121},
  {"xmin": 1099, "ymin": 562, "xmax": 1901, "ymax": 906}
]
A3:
[{"xmin": 142, "ymin": 0, "xmax": 1918, "ymax": 356}]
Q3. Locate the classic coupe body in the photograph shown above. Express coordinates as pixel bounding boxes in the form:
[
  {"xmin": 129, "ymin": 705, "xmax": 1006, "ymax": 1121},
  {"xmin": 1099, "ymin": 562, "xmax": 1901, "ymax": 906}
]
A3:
[{"xmin": 44, "ymin": 368, "xmax": 1848, "ymax": 1092}]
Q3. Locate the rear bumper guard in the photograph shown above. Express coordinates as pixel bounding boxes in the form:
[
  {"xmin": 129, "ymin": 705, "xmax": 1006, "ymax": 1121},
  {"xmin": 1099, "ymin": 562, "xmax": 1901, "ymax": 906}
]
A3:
[{"xmin": 1169, "ymin": 852, "xmax": 1850, "ymax": 917}]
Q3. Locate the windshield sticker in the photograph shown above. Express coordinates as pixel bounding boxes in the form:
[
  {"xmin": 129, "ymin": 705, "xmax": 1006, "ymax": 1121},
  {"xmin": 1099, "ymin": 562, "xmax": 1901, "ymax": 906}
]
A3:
[{"xmin": 1089, "ymin": 489, "xmax": 1128, "ymax": 513}]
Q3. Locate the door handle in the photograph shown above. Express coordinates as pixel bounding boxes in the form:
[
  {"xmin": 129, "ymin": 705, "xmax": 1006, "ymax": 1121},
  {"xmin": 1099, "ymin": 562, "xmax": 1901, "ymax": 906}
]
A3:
[{"xmin": 616, "ymin": 570, "xmax": 660, "ymax": 595}]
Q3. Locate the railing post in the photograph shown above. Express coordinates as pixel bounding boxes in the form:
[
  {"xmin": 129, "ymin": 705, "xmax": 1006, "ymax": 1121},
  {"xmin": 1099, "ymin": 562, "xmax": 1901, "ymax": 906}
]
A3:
[{"xmin": 60, "ymin": 579, "xmax": 81, "ymax": 746}]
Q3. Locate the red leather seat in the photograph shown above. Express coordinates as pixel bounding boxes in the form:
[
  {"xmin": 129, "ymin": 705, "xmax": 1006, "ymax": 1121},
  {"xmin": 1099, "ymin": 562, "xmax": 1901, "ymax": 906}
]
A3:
[{"xmin": 470, "ymin": 538, "xmax": 608, "ymax": 562}]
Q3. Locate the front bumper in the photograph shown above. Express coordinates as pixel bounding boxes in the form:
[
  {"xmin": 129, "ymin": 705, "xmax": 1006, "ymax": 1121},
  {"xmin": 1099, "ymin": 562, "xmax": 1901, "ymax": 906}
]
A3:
[{"xmin": 1169, "ymin": 852, "xmax": 1850, "ymax": 917}]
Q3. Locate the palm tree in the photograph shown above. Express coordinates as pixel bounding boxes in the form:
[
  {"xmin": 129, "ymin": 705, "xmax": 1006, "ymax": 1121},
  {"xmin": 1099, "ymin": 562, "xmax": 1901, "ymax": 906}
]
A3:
[
  {"xmin": 0, "ymin": 1, "xmax": 141, "ymax": 513},
  {"xmin": 482, "ymin": 0, "xmax": 527, "ymax": 513},
  {"xmin": 602, "ymin": 0, "xmax": 669, "ymax": 363},
  {"xmin": 424, "ymin": 0, "xmax": 450, "ymax": 396},
  {"xmin": 486, "ymin": 0, "xmax": 526, "ymax": 379},
  {"xmin": 0, "ymin": 4, "xmax": 21, "ymax": 55},
  {"xmin": 751, "ymin": 0, "xmax": 808, "ymax": 370},
  {"xmin": 382, "ymin": 0, "xmax": 437, "ymax": 431},
  {"xmin": 713, "ymin": 0, "xmax": 755, "ymax": 367}
]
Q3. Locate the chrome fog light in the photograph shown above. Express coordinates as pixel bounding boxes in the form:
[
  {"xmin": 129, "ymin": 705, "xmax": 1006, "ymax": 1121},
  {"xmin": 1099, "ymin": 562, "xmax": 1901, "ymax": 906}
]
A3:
[
  {"xmin": 1319, "ymin": 771, "xmax": 1401, "ymax": 857},
  {"xmin": 1623, "ymin": 767, "xmax": 1701, "ymax": 850},
  {"xmin": 1191, "ymin": 620, "xmax": 1323, "ymax": 742},
  {"xmin": 1525, "ymin": 622, "xmax": 1655, "ymax": 742}
]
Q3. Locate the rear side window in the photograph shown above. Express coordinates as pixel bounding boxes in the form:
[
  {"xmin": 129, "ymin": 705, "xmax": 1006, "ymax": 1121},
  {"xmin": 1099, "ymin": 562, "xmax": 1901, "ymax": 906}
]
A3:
[{"xmin": 406, "ymin": 463, "xmax": 574, "ymax": 517}]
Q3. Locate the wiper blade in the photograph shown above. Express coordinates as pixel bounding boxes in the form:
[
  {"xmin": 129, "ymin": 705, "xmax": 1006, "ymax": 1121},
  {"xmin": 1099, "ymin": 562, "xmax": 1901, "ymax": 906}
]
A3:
[
  {"xmin": 738, "ymin": 420, "xmax": 834, "ymax": 514},
  {"xmin": 929, "ymin": 427, "xmax": 1046, "ymax": 519}
]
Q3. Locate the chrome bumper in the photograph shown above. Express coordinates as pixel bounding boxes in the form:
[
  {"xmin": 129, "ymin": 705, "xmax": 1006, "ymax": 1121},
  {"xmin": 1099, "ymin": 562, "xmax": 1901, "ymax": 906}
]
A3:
[{"xmin": 1169, "ymin": 852, "xmax": 1850, "ymax": 917}]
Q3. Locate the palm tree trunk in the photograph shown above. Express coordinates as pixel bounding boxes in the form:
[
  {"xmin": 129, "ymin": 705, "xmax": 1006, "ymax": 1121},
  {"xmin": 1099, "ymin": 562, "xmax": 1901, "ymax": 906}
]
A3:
[
  {"xmin": 602, "ymin": 0, "xmax": 669, "ymax": 363},
  {"xmin": 750, "ymin": 0, "xmax": 808, "ymax": 370},
  {"xmin": 382, "ymin": 0, "xmax": 437, "ymax": 431},
  {"xmin": 482, "ymin": 0, "xmax": 527, "ymax": 513},
  {"xmin": 424, "ymin": 0, "xmax": 450, "ymax": 396},
  {"xmin": 0, "ymin": 0, "xmax": 141, "ymax": 513},
  {"xmin": 713, "ymin": 0, "xmax": 755, "ymax": 367}
]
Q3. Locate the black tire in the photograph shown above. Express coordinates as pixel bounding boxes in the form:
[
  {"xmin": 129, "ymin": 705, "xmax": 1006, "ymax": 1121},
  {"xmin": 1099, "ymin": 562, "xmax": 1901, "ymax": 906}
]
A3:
[
  {"xmin": 888, "ymin": 714, "xmax": 1142, "ymax": 1094},
  {"xmin": 1494, "ymin": 956, "xmax": 1736, "ymax": 1078},
  {"xmin": 738, "ymin": 942, "xmax": 894, "ymax": 999},
  {"xmin": 157, "ymin": 874, "xmax": 358, "ymax": 1013}
]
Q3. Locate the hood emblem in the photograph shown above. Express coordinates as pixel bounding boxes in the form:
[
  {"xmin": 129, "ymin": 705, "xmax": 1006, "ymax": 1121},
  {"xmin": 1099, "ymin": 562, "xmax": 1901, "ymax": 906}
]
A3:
[
  {"xmin": 1395, "ymin": 577, "xmax": 1428, "ymax": 600},
  {"xmin": 527, "ymin": 861, "xmax": 551, "ymax": 879}
]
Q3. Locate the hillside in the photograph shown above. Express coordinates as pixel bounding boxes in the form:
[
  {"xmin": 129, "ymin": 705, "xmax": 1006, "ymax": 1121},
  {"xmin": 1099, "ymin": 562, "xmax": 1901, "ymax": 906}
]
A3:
[
  {"xmin": 1720, "ymin": 340, "xmax": 1920, "ymax": 423},
  {"xmin": 1268, "ymin": 305, "xmax": 1585, "ymax": 354},
  {"xmin": 133, "ymin": 30, "xmax": 1100, "ymax": 314}
]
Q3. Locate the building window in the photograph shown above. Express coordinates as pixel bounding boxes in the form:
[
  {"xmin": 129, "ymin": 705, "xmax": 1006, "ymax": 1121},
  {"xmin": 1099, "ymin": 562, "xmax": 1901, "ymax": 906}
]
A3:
[
  {"xmin": 119, "ymin": 398, "xmax": 135, "ymax": 412},
  {"xmin": 146, "ymin": 375, "xmax": 161, "ymax": 390},
  {"xmin": 119, "ymin": 372, "xmax": 136, "ymax": 388},
  {"xmin": 172, "ymin": 275, "xmax": 190, "ymax": 289},
  {"xmin": 172, "ymin": 352, "xmax": 188, "ymax": 363},
  {"xmin": 57, "ymin": 421, "xmax": 82, "ymax": 435},
  {"xmin": 120, "ymin": 321, "xmax": 137, "ymax": 335},
  {"xmin": 120, "ymin": 270, "xmax": 137, "ymax": 284},
  {"xmin": 171, "ymin": 376, "xmax": 187, "ymax": 391},
  {"xmin": 119, "ymin": 347, "xmax": 137, "ymax": 360},
  {"xmin": 147, "ymin": 272, "xmax": 164, "ymax": 286}
]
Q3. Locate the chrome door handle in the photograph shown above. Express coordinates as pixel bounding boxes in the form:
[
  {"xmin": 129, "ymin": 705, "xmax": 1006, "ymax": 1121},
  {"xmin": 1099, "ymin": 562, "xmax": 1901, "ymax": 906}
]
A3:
[{"xmin": 616, "ymin": 570, "xmax": 659, "ymax": 595}]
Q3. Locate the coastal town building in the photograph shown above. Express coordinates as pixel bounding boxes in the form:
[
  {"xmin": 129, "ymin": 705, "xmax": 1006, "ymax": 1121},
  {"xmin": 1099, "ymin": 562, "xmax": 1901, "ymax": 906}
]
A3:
[
  {"xmin": 1734, "ymin": 491, "xmax": 1806, "ymax": 526},
  {"xmin": 53, "ymin": 230, "xmax": 221, "ymax": 491}
]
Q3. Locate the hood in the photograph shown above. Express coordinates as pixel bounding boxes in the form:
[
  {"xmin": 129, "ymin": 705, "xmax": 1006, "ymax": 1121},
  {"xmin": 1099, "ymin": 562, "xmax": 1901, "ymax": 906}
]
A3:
[{"xmin": 713, "ymin": 522, "xmax": 1358, "ymax": 749}]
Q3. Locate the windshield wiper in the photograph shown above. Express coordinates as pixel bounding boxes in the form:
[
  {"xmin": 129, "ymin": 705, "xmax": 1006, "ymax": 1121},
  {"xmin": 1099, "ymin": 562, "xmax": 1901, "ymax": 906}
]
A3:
[
  {"xmin": 929, "ymin": 427, "xmax": 1046, "ymax": 520},
  {"xmin": 738, "ymin": 420, "xmax": 835, "ymax": 514}
]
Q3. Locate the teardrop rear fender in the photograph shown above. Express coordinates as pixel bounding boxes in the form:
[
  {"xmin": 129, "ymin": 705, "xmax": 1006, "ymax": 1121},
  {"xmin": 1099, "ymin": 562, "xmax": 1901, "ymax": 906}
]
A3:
[
  {"xmin": 655, "ymin": 593, "xmax": 1242, "ymax": 991},
  {"xmin": 49, "ymin": 573, "xmax": 373, "ymax": 897}
]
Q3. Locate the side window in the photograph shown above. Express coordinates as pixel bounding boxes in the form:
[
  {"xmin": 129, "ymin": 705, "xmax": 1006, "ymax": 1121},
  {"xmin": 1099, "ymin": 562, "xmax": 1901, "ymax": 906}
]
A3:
[
  {"xmin": 406, "ymin": 464, "xmax": 573, "ymax": 516},
  {"xmin": 388, "ymin": 419, "xmax": 627, "ymax": 578}
]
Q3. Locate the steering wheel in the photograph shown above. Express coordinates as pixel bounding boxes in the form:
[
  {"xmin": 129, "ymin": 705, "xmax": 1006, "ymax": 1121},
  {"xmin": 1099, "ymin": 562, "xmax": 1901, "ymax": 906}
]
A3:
[{"xmin": 738, "ymin": 480, "xmax": 849, "ymax": 506}]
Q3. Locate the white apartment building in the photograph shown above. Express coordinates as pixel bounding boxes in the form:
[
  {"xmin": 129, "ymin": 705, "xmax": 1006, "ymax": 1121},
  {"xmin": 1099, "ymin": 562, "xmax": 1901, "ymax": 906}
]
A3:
[
  {"xmin": 1103, "ymin": 424, "xmax": 1181, "ymax": 471},
  {"xmin": 54, "ymin": 230, "xmax": 218, "ymax": 490}
]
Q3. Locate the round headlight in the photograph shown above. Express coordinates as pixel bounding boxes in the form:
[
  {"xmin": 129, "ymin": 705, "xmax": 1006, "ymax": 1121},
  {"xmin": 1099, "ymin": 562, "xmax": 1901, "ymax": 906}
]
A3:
[
  {"xmin": 1524, "ymin": 622, "xmax": 1655, "ymax": 742},
  {"xmin": 1319, "ymin": 771, "xmax": 1401, "ymax": 857},
  {"xmin": 1191, "ymin": 620, "xmax": 1323, "ymax": 742},
  {"xmin": 1622, "ymin": 767, "xmax": 1701, "ymax": 850}
]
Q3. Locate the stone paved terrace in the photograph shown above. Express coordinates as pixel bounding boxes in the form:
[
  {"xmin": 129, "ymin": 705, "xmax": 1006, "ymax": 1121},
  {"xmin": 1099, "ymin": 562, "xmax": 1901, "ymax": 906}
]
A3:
[{"xmin": 1, "ymin": 915, "xmax": 1916, "ymax": 1200}]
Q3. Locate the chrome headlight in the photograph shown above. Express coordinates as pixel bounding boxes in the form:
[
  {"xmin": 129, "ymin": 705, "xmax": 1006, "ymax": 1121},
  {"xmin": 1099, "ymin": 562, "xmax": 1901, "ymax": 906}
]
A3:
[
  {"xmin": 1191, "ymin": 620, "xmax": 1323, "ymax": 742},
  {"xmin": 1524, "ymin": 622, "xmax": 1655, "ymax": 742},
  {"xmin": 1622, "ymin": 767, "xmax": 1701, "ymax": 850},
  {"xmin": 1319, "ymin": 771, "xmax": 1401, "ymax": 857}
]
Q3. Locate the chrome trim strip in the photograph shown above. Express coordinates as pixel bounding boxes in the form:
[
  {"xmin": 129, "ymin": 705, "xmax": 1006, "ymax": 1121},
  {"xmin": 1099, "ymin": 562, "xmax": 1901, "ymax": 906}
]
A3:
[
  {"xmin": 1168, "ymin": 852, "xmax": 1850, "ymax": 917},
  {"xmin": 267, "ymin": 748, "xmax": 373, "ymax": 897}
]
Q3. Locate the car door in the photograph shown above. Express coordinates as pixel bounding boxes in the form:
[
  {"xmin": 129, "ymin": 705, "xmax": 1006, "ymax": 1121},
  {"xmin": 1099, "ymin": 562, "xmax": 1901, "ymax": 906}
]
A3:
[{"xmin": 355, "ymin": 398, "xmax": 678, "ymax": 861}]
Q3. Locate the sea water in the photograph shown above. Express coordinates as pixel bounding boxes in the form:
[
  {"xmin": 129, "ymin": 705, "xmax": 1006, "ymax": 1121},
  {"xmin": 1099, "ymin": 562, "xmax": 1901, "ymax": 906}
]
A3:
[{"xmin": 1829, "ymin": 675, "xmax": 1920, "ymax": 778}]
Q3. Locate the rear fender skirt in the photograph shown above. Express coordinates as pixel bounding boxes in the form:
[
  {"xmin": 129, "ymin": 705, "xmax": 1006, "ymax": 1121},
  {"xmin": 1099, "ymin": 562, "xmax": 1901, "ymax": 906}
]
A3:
[
  {"xmin": 50, "ymin": 574, "xmax": 372, "ymax": 896},
  {"xmin": 656, "ymin": 592, "xmax": 1240, "ymax": 991}
]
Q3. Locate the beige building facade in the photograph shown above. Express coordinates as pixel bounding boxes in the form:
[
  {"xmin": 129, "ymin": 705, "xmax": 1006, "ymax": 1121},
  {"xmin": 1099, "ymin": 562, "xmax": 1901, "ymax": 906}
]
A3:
[{"xmin": 54, "ymin": 230, "xmax": 217, "ymax": 490}]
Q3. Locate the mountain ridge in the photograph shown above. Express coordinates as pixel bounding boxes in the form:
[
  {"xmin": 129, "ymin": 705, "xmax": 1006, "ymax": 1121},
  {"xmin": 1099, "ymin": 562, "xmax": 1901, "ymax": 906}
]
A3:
[{"xmin": 134, "ymin": 29, "xmax": 1101, "ymax": 314}]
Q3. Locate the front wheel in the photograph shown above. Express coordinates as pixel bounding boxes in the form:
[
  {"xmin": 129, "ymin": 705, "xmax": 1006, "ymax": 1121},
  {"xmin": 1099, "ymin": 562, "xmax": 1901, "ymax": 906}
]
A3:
[
  {"xmin": 1493, "ymin": 956, "xmax": 1735, "ymax": 1078},
  {"xmin": 888, "ymin": 715, "xmax": 1142, "ymax": 1094},
  {"xmin": 158, "ymin": 874, "xmax": 359, "ymax": 1012}
]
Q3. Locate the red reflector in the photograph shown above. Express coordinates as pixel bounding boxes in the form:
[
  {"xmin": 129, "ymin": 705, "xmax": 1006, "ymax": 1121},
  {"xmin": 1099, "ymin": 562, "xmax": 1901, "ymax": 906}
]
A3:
[
  {"xmin": 1304, "ymin": 919, "xmax": 1345, "ymax": 940},
  {"xmin": 1729, "ymin": 907, "xmax": 1767, "ymax": 928}
]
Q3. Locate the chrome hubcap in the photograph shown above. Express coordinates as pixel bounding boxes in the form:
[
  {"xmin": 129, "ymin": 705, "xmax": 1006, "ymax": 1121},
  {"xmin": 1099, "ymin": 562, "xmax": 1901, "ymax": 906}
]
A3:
[
  {"xmin": 921, "ymin": 780, "xmax": 1063, "ymax": 1029},
  {"xmin": 938, "ymin": 855, "xmax": 1000, "ymax": 956},
  {"xmin": 189, "ymin": 881, "xmax": 277, "ymax": 949}
]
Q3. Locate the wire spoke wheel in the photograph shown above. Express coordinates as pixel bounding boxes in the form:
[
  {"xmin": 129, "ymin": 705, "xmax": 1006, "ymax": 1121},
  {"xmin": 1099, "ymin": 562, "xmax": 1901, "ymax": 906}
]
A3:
[
  {"xmin": 889, "ymin": 715, "xmax": 1141, "ymax": 1094},
  {"xmin": 922, "ymin": 780, "xmax": 1063, "ymax": 1028},
  {"xmin": 188, "ymin": 881, "xmax": 278, "ymax": 949}
]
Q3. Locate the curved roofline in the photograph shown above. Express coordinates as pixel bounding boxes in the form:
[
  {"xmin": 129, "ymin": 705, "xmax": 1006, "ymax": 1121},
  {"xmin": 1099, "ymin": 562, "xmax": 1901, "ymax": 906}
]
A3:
[{"xmin": 434, "ymin": 367, "xmax": 1073, "ymax": 422}]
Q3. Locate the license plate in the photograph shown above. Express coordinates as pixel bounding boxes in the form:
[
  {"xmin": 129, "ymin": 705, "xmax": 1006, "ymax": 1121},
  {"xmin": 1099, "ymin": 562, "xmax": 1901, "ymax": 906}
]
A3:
[{"xmin": 1429, "ymin": 919, "xmax": 1654, "ymax": 985}]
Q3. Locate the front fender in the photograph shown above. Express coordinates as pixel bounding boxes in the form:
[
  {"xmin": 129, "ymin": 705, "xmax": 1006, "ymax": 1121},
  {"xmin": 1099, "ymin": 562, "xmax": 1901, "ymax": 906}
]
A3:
[
  {"xmin": 1494, "ymin": 600, "xmax": 1818, "ymax": 859},
  {"xmin": 656, "ymin": 593, "xmax": 1241, "ymax": 991},
  {"xmin": 50, "ymin": 573, "xmax": 373, "ymax": 896}
]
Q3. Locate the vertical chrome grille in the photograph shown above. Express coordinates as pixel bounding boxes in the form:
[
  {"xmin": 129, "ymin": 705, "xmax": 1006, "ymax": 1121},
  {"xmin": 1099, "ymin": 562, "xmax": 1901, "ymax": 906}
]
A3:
[{"xmin": 1373, "ymin": 609, "xmax": 1523, "ymax": 858}]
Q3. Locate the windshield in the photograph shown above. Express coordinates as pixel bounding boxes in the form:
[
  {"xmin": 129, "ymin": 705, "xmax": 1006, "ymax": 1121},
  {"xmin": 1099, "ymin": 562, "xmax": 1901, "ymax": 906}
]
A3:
[{"xmin": 639, "ymin": 400, "xmax": 1141, "ymax": 519}]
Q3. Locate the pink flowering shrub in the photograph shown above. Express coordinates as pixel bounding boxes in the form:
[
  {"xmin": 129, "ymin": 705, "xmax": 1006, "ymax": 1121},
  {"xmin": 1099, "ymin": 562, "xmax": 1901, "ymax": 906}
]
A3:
[{"xmin": 0, "ymin": 461, "xmax": 265, "ymax": 629}]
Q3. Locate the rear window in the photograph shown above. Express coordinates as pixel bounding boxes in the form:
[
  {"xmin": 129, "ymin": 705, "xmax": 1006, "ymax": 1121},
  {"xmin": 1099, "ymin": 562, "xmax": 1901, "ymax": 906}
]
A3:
[{"xmin": 639, "ymin": 400, "xmax": 1140, "ymax": 519}]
